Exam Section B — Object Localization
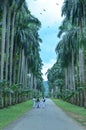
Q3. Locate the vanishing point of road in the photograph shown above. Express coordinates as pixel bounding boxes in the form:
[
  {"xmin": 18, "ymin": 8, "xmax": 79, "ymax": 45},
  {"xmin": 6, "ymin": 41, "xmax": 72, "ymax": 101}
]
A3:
[{"xmin": 3, "ymin": 99, "xmax": 84, "ymax": 130}]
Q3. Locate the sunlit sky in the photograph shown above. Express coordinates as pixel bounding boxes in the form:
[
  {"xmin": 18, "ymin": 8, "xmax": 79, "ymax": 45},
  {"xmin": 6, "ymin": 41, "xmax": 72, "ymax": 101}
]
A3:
[{"xmin": 26, "ymin": 0, "xmax": 64, "ymax": 80}]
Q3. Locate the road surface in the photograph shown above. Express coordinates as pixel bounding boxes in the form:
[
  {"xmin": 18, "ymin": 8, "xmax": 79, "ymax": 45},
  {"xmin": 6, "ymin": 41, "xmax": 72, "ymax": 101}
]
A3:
[{"xmin": 3, "ymin": 99, "xmax": 84, "ymax": 130}]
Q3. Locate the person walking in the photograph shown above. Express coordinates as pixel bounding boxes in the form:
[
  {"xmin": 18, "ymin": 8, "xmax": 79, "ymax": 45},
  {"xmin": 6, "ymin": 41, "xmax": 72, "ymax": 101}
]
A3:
[
  {"xmin": 32, "ymin": 96, "xmax": 36, "ymax": 108},
  {"xmin": 42, "ymin": 97, "xmax": 46, "ymax": 108},
  {"xmin": 36, "ymin": 97, "xmax": 40, "ymax": 108}
]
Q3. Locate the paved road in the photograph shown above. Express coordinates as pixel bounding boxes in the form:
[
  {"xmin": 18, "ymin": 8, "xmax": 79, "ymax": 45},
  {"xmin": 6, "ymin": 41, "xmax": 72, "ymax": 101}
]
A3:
[{"xmin": 3, "ymin": 99, "xmax": 84, "ymax": 130}]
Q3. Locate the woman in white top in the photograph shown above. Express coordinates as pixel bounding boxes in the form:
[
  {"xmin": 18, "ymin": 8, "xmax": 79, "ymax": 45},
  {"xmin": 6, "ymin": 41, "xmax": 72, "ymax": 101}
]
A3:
[{"xmin": 32, "ymin": 97, "xmax": 36, "ymax": 108}]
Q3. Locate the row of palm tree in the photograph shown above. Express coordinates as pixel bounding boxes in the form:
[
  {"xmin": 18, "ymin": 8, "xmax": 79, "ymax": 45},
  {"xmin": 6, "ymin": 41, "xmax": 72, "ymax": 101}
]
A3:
[
  {"xmin": 47, "ymin": 0, "xmax": 86, "ymax": 108},
  {"xmin": 0, "ymin": 0, "xmax": 43, "ymax": 108},
  {"xmin": 47, "ymin": 60, "xmax": 64, "ymax": 98}
]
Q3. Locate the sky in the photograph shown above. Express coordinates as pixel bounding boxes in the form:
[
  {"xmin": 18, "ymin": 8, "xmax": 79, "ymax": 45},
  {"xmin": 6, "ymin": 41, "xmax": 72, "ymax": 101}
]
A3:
[{"xmin": 26, "ymin": 0, "xmax": 64, "ymax": 80}]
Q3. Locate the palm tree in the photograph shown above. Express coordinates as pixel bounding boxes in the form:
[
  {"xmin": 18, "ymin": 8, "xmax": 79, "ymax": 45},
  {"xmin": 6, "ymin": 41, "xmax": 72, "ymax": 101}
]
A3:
[
  {"xmin": 0, "ymin": 0, "xmax": 43, "ymax": 108},
  {"xmin": 0, "ymin": 0, "xmax": 7, "ymax": 80},
  {"xmin": 9, "ymin": 0, "xmax": 26, "ymax": 86},
  {"xmin": 58, "ymin": 0, "xmax": 86, "ymax": 106},
  {"xmin": 5, "ymin": 1, "xmax": 12, "ymax": 82},
  {"xmin": 0, "ymin": 0, "xmax": 8, "ymax": 108}
]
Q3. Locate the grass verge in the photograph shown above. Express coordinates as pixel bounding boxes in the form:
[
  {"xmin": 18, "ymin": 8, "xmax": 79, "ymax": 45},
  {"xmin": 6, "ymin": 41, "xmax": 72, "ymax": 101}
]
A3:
[
  {"xmin": 52, "ymin": 99, "xmax": 86, "ymax": 128},
  {"xmin": 0, "ymin": 100, "xmax": 32, "ymax": 130}
]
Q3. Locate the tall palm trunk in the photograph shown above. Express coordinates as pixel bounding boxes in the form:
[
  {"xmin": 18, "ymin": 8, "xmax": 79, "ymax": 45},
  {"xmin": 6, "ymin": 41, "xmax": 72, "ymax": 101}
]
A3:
[
  {"xmin": 20, "ymin": 49, "xmax": 24, "ymax": 85},
  {"xmin": 79, "ymin": 47, "xmax": 85, "ymax": 106},
  {"xmin": 34, "ymin": 76, "xmax": 37, "ymax": 90},
  {"xmin": 79, "ymin": 47, "xmax": 86, "ymax": 107},
  {"xmin": 79, "ymin": 47, "xmax": 85, "ymax": 84},
  {"xmin": 5, "ymin": 7, "xmax": 11, "ymax": 81},
  {"xmin": 25, "ymin": 58, "xmax": 28, "ymax": 88},
  {"xmin": 71, "ymin": 50, "xmax": 75, "ymax": 90},
  {"xmin": 69, "ymin": 50, "xmax": 75, "ymax": 103},
  {"xmin": 9, "ymin": 11, "xmax": 16, "ymax": 105},
  {"xmin": 0, "ymin": 0, "xmax": 7, "ymax": 108},
  {"xmin": 22, "ymin": 54, "xmax": 25, "ymax": 88},
  {"xmin": 18, "ymin": 50, "xmax": 22, "ymax": 83},
  {"xmin": 67, "ymin": 64, "xmax": 71, "ymax": 90},
  {"xmin": 13, "ymin": 41, "xmax": 17, "ymax": 84},
  {"xmin": 67, "ymin": 66, "xmax": 69, "ymax": 89},
  {"xmin": 64, "ymin": 68, "xmax": 68, "ymax": 89},
  {"xmin": 69, "ymin": 62, "xmax": 73, "ymax": 90},
  {"xmin": 9, "ymin": 11, "xmax": 16, "ymax": 85},
  {"xmin": 74, "ymin": 53, "xmax": 79, "ymax": 105},
  {"xmin": 31, "ymin": 73, "xmax": 34, "ymax": 89},
  {"xmin": 1, "ymin": 0, "xmax": 7, "ymax": 80}
]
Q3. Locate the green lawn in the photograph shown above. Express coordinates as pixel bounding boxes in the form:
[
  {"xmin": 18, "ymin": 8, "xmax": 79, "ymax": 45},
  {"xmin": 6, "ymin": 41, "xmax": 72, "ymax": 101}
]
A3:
[
  {"xmin": 0, "ymin": 100, "xmax": 32, "ymax": 130},
  {"xmin": 52, "ymin": 99, "xmax": 86, "ymax": 128}
]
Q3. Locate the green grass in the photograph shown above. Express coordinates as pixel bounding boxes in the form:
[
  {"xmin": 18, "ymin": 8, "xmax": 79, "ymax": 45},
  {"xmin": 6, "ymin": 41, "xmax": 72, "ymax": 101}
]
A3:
[
  {"xmin": 0, "ymin": 100, "xmax": 32, "ymax": 130},
  {"xmin": 52, "ymin": 99, "xmax": 86, "ymax": 127}
]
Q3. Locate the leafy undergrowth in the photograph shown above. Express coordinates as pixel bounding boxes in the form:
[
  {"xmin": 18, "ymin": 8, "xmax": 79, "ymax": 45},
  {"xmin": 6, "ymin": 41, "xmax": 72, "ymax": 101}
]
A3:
[
  {"xmin": 52, "ymin": 99, "xmax": 86, "ymax": 128},
  {"xmin": 0, "ymin": 100, "xmax": 32, "ymax": 130}
]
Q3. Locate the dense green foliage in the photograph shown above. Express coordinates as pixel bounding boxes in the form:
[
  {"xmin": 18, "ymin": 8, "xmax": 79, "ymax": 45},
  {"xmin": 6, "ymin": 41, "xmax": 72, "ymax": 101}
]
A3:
[
  {"xmin": 0, "ymin": 0, "xmax": 44, "ymax": 108},
  {"xmin": 47, "ymin": 0, "xmax": 86, "ymax": 108},
  {"xmin": 47, "ymin": 59, "xmax": 64, "ymax": 98}
]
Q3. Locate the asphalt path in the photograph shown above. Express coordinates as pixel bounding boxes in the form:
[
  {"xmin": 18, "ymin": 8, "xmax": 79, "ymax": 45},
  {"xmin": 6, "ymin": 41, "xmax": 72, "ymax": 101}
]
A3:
[{"xmin": 3, "ymin": 99, "xmax": 84, "ymax": 130}]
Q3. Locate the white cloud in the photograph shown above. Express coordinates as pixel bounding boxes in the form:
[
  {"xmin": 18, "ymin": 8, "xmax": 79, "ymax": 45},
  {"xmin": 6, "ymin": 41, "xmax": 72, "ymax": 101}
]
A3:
[
  {"xmin": 26, "ymin": 0, "xmax": 64, "ymax": 27},
  {"xmin": 42, "ymin": 59, "xmax": 56, "ymax": 81}
]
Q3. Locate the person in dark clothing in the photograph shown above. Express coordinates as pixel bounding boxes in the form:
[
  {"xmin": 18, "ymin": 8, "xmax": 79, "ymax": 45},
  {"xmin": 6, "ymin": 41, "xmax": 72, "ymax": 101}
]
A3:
[
  {"xmin": 42, "ymin": 97, "xmax": 46, "ymax": 108},
  {"xmin": 36, "ymin": 97, "xmax": 40, "ymax": 108}
]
